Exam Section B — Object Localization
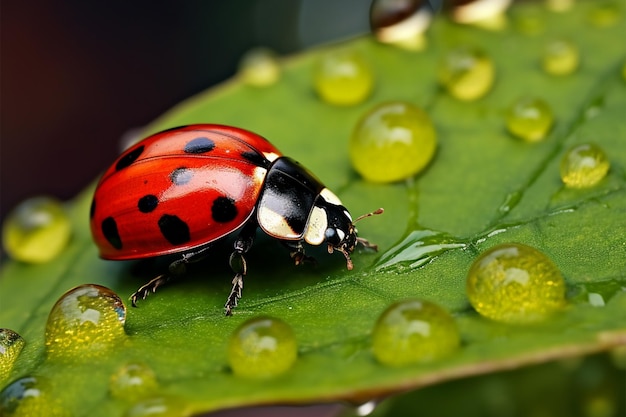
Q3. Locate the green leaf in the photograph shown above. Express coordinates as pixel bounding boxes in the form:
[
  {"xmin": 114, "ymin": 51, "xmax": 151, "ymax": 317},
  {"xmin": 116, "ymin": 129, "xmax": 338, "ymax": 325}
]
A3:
[{"xmin": 1, "ymin": 1, "xmax": 625, "ymax": 416}]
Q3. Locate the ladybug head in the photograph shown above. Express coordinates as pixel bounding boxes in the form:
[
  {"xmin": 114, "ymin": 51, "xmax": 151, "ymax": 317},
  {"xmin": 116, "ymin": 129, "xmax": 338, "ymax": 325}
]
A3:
[{"xmin": 322, "ymin": 204, "xmax": 383, "ymax": 270}]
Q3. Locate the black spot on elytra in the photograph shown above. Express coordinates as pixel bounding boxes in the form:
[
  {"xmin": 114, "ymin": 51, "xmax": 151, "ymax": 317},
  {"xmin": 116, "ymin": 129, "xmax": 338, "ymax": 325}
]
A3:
[
  {"xmin": 115, "ymin": 145, "xmax": 144, "ymax": 171},
  {"xmin": 170, "ymin": 167, "xmax": 193, "ymax": 185},
  {"xmin": 211, "ymin": 196, "xmax": 238, "ymax": 223},
  {"xmin": 158, "ymin": 214, "xmax": 191, "ymax": 245},
  {"xmin": 241, "ymin": 150, "xmax": 270, "ymax": 167},
  {"xmin": 102, "ymin": 217, "xmax": 122, "ymax": 249},
  {"xmin": 138, "ymin": 195, "xmax": 159, "ymax": 213},
  {"xmin": 90, "ymin": 199, "xmax": 96, "ymax": 219},
  {"xmin": 184, "ymin": 137, "xmax": 215, "ymax": 154}
]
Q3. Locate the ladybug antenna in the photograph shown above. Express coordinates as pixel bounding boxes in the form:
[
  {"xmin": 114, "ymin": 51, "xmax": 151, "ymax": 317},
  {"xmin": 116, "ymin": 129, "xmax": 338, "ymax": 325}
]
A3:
[{"xmin": 354, "ymin": 208, "xmax": 384, "ymax": 224}]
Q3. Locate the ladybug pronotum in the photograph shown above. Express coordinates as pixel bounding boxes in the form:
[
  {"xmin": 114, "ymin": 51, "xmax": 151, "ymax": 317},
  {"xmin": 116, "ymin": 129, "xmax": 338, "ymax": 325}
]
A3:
[{"xmin": 90, "ymin": 124, "xmax": 382, "ymax": 315}]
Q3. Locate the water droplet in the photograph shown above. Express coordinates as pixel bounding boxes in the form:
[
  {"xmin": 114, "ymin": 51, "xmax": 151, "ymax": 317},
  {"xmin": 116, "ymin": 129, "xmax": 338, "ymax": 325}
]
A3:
[
  {"xmin": 314, "ymin": 49, "xmax": 373, "ymax": 106},
  {"xmin": 355, "ymin": 400, "xmax": 378, "ymax": 416},
  {"xmin": 45, "ymin": 284, "xmax": 127, "ymax": 359},
  {"xmin": 370, "ymin": 0, "xmax": 434, "ymax": 50},
  {"xmin": 125, "ymin": 396, "xmax": 187, "ymax": 417},
  {"xmin": 0, "ymin": 329, "xmax": 25, "ymax": 384},
  {"xmin": 238, "ymin": 47, "xmax": 281, "ymax": 87},
  {"xmin": 228, "ymin": 316, "xmax": 297, "ymax": 379},
  {"xmin": 588, "ymin": 2, "xmax": 622, "ymax": 27},
  {"xmin": 466, "ymin": 243, "xmax": 566, "ymax": 323},
  {"xmin": 0, "ymin": 376, "xmax": 67, "ymax": 417},
  {"xmin": 372, "ymin": 299, "xmax": 460, "ymax": 366},
  {"xmin": 350, "ymin": 101, "xmax": 437, "ymax": 183},
  {"xmin": 438, "ymin": 46, "xmax": 495, "ymax": 101},
  {"xmin": 546, "ymin": 0, "xmax": 574, "ymax": 12},
  {"xmin": 1, "ymin": 196, "xmax": 71, "ymax": 263},
  {"xmin": 560, "ymin": 143, "xmax": 610, "ymax": 188},
  {"xmin": 449, "ymin": 0, "xmax": 512, "ymax": 30},
  {"xmin": 505, "ymin": 97, "xmax": 554, "ymax": 142},
  {"xmin": 542, "ymin": 39, "xmax": 579, "ymax": 76},
  {"xmin": 110, "ymin": 363, "xmax": 158, "ymax": 400}
]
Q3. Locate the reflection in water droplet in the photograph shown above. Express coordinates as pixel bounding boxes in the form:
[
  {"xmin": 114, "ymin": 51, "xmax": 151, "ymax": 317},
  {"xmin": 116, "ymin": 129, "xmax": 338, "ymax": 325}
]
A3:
[
  {"xmin": 350, "ymin": 102, "xmax": 437, "ymax": 183},
  {"xmin": 0, "ymin": 329, "xmax": 25, "ymax": 384},
  {"xmin": 314, "ymin": 50, "xmax": 373, "ymax": 106},
  {"xmin": 560, "ymin": 143, "xmax": 610, "ymax": 188},
  {"xmin": 238, "ymin": 47, "xmax": 281, "ymax": 87},
  {"xmin": 505, "ymin": 97, "xmax": 554, "ymax": 142},
  {"xmin": 110, "ymin": 363, "xmax": 158, "ymax": 400},
  {"xmin": 0, "ymin": 376, "xmax": 67, "ymax": 417},
  {"xmin": 1, "ymin": 196, "xmax": 71, "ymax": 263},
  {"xmin": 228, "ymin": 316, "xmax": 297, "ymax": 379},
  {"xmin": 372, "ymin": 299, "xmax": 460, "ymax": 366},
  {"xmin": 542, "ymin": 39, "xmax": 579, "ymax": 76},
  {"xmin": 45, "ymin": 284, "xmax": 127, "ymax": 359},
  {"xmin": 466, "ymin": 243, "xmax": 566, "ymax": 323},
  {"xmin": 438, "ymin": 46, "xmax": 495, "ymax": 101}
]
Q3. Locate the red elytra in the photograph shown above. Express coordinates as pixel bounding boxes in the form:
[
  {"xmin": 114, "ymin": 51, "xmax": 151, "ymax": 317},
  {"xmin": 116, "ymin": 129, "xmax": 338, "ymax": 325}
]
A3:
[{"xmin": 90, "ymin": 124, "xmax": 281, "ymax": 260}]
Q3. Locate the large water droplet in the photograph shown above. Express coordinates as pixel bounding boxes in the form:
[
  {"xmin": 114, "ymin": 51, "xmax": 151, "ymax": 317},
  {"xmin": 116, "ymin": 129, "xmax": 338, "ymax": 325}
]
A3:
[
  {"xmin": 0, "ymin": 329, "xmax": 25, "ymax": 384},
  {"xmin": 45, "ymin": 284, "xmax": 127, "ymax": 359},
  {"xmin": 438, "ymin": 46, "xmax": 495, "ymax": 101},
  {"xmin": 372, "ymin": 299, "xmax": 460, "ymax": 366},
  {"xmin": 505, "ymin": 97, "xmax": 554, "ymax": 142},
  {"xmin": 466, "ymin": 243, "xmax": 566, "ymax": 323},
  {"xmin": 2, "ymin": 196, "xmax": 71, "ymax": 263},
  {"xmin": 228, "ymin": 316, "xmax": 297, "ymax": 379},
  {"xmin": 350, "ymin": 101, "xmax": 437, "ymax": 183}
]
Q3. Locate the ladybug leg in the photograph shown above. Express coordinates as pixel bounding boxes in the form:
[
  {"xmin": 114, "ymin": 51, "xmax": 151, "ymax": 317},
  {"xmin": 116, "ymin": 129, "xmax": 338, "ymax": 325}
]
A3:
[
  {"xmin": 224, "ymin": 222, "xmax": 257, "ymax": 316},
  {"xmin": 130, "ymin": 245, "xmax": 213, "ymax": 307},
  {"xmin": 283, "ymin": 241, "xmax": 317, "ymax": 266}
]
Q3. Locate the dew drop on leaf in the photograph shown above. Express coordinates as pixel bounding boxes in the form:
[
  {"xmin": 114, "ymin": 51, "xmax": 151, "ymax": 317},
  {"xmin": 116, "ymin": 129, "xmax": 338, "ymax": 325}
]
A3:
[
  {"xmin": 238, "ymin": 47, "xmax": 281, "ymax": 87},
  {"xmin": 371, "ymin": 299, "xmax": 460, "ymax": 366},
  {"xmin": 110, "ymin": 363, "xmax": 158, "ymax": 400},
  {"xmin": 1, "ymin": 196, "xmax": 71, "ymax": 263},
  {"xmin": 505, "ymin": 97, "xmax": 554, "ymax": 142},
  {"xmin": 314, "ymin": 49, "xmax": 373, "ymax": 106},
  {"xmin": 350, "ymin": 101, "xmax": 437, "ymax": 183},
  {"xmin": 0, "ymin": 376, "xmax": 68, "ymax": 417},
  {"xmin": 45, "ymin": 284, "xmax": 127, "ymax": 359},
  {"xmin": 546, "ymin": 0, "xmax": 574, "ymax": 13},
  {"xmin": 560, "ymin": 143, "xmax": 610, "ymax": 188},
  {"xmin": 466, "ymin": 243, "xmax": 566, "ymax": 324},
  {"xmin": 438, "ymin": 46, "xmax": 495, "ymax": 101},
  {"xmin": 542, "ymin": 39, "xmax": 579, "ymax": 76},
  {"xmin": 227, "ymin": 316, "xmax": 297, "ymax": 379},
  {"xmin": 0, "ymin": 329, "xmax": 25, "ymax": 384},
  {"xmin": 369, "ymin": 0, "xmax": 433, "ymax": 50},
  {"xmin": 125, "ymin": 396, "xmax": 187, "ymax": 417}
]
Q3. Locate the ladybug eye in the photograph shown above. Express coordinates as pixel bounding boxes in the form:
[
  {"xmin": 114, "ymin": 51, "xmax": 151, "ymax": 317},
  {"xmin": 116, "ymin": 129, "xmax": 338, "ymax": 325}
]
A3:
[{"xmin": 325, "ymin": 228, "xmax": 340, "ymax": 246}]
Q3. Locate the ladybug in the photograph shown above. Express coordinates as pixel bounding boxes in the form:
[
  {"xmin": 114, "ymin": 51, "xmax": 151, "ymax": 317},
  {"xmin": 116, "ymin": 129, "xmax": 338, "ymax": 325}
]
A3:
[{"xmin": 90, "ymin": 124, "xmax": 382, "ymax": 315}]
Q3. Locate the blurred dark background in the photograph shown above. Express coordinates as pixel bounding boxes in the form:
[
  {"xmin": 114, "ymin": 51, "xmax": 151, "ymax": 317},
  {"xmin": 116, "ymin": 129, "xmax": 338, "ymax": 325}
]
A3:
[{"xmin": 1, "ymin": 0, "xmax": 370, "ymax": 222}]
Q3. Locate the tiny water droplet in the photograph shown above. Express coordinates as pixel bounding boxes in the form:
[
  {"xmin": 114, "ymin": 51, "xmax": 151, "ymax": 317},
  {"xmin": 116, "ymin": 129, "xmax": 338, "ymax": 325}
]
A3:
[
  {"xmin": 560, "ymin": 143, "xmax": 610, "ymax": 188},
  {"xmin": 45, "ymin": 284, "xmax": 127, "ymax": 359},
  {"xmin": 372, "ymin": 299, "xmax": 460, "ymax": 366},
  {"xmin": 0, "ymin": 376, "xmax": 67, "ymax": 417},
  {"xmin": 542, "ymin": 38, "xmax": 579, "ymax": 76},
  {"xmin": 228, "ymin": 316, "xmax": 297, "ymax": 379},
  {"xmin": 125, "ymin": 397, "xmax": 186, "ymax": 417},
  {"xmin": 0, "ymin": 329, "xmax": 25, "ymax": 384},
  {"xmin": 466, "ymin": 243, "xmax": 566, "ymax": 323},
  {"xmin": 505, "ymin": 97, "xmax": 554, "ymax": 142},
  {"xmin": 350, "ymin": 101, "xmax": 437, "ymax": 183},
  {"xmin": 546, "ymin": 0, "xmax": 574, "ymax": 12},
  {"xmin": 238, "ymin": 47, "xmax": 281, "ymax": 87},
  {"xmin": 314, "ymin": 49, "xmax": 373, "ymax": 106},
  {"xmin": 2, "ymin": 196, "xmax": 71, "ymax": 263},
  {"xmin": 370, "ymin": 0, "xmax": 434, "ymax": 50},
  {"xmin": 438, "ymin": 46, "xmax": 495, "ymax": 101},
  {"xmin": 110, "ymin": 363, "xmax": 158, "ymax": 400}
]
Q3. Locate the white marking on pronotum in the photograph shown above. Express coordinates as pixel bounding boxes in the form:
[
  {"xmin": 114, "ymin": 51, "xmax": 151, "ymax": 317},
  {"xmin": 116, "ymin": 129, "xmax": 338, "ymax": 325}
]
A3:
[
  {"xmin": 304, "ymin": 206, "xmax": 327, "ymax": 245},
  {"xmin": 262, "ymin": 151, "xmax": 280, "ymax": 162},
  {"xmin": 258, "ymin": 206, "xmax": 299, "ymax": 239},
  {"xmin": 320, "ymin": 188, "xmax": 343, "ymax": 206}
]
